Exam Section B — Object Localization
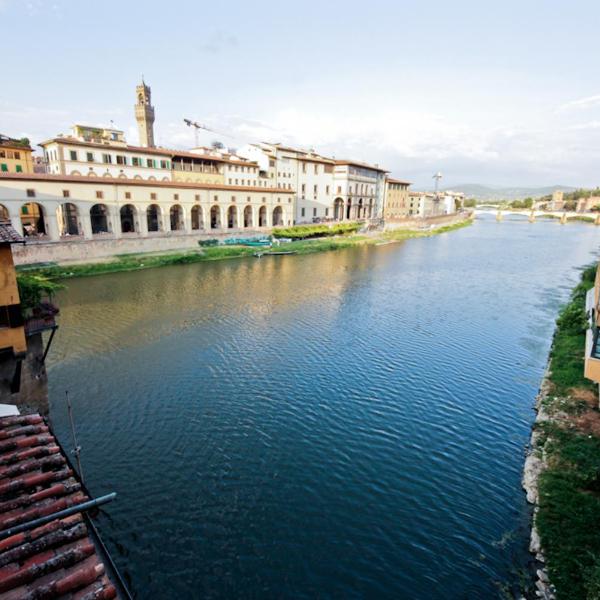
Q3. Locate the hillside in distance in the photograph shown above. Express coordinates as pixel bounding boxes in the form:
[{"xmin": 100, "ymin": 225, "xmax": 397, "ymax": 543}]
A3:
[{"xmin": 448, "ymin": 184, "xmax": 576, "ymax": 201}]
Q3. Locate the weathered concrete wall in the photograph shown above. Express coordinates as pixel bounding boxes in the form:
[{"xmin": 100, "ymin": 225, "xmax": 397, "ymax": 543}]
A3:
[
  {"xmin": 13, "ymin": 229, "xmax": 265, "ymax": 266},
  {"xmin": 384, "ymin": 211, "xmax": 472, "ymax": 231},
  {"xmin": 0, "ymin": 333, "xmax": 49, "ymax": 415}
]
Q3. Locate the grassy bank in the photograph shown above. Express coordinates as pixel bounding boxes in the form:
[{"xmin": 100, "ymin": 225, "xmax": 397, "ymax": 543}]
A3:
[
  {"xmin": 534, "ymin": 263, "xmax": 600, "ymax": 600},
  {"xmin": 17, "ymin": 217, "xmax": 472, "ymax": 280}
]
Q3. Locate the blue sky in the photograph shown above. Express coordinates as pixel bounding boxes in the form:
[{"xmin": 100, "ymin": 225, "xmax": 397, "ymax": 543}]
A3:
[{"xmin": 2, "ymin": 0, "xmax": 600, "ymax": 188}]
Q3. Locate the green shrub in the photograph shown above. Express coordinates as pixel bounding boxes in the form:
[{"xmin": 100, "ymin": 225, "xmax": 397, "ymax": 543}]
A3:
[
  {"xmin": 16, "ymin": 274, "xmax": 63, "ymax": 312},
  {"xmin": 272, "ymin": 222, "xmax": 361, "ymax": 239}
]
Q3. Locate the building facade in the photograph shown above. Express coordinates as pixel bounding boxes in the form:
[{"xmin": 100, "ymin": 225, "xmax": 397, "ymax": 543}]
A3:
[
  {"xmin": 332, "ymin": 161, "xmax": 387, "ymax": 221},
  {"xmin": 0, "ymin": 173, "xmax": 295, "ymax": 242},
  {"xmin": 384, "ymin": 178, "xmax": 411, "ymax": 219},
  {"xmin": 0, "ymin": 136, "xmax": 34, "ymax": 174}
]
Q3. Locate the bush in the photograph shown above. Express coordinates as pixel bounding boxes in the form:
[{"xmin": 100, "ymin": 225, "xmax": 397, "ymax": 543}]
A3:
[
  {"xmin": 16, "ymin": 274, "xmax": 63, "ymax": 313},
  {"xmin": 272, "ymin": 223, "xmax": 361, "ymax": 239}
]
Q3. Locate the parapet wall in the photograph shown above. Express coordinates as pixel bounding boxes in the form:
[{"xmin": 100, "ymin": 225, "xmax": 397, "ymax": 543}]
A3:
[
  {"xmin": 384, "ymin": 212, "xmax": 472, "ymax": 231},
  {"xmin": 13, "ymin": 230, "xmax": 263, "ymax": 266}
]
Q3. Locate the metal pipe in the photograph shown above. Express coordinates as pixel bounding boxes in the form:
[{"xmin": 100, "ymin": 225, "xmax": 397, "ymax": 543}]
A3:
[{"xmin": 0, "ymin": 492, "xmax": 116, "ymax": 541}]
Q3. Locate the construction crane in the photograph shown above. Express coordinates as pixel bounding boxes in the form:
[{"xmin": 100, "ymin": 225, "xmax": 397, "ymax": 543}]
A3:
[{"xmin": 183, "ymin": 118, "xmax": 234, "ymax": 147}]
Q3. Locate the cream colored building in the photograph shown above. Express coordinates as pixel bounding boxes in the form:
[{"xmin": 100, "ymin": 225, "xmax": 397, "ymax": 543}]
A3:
[
  {"xmin": 384, "ymin": 178, "xmax": 411, "ymax": 219},
  {"xmin": 0, "ymin": 136, "xmax": 34, "ymax": 175},
  {"xmin": 332, "ymin": 161, "xmax": 387, "ymax": 221},
  {"xmin": 0, "ymin": 173, "xmax": 294, "ymax": 242}
]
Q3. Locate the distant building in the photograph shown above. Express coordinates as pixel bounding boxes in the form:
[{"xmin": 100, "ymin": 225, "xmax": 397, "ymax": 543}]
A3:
[
  {"xmin": 0, "ymin": 135, "xmax": 34, "ymax": 174},
  {"xmin": 135, "ymin": 79, "xmax": 156, "ymax": 148},
  {"xmin": 577, "ymin": 195, "xmax": 600, "ymax": 213},
  {"xmin": 550, "ymin": 190, "xmax": 565, "ymax": 211},
  {"xmin": 384, "ymin": 178, "xmax": 411, "ymax": 219}
]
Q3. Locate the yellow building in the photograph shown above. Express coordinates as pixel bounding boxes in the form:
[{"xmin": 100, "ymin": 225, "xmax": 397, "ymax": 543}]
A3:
[
  {"xmin": 0, "ymin": 223, "xmax": 26, "ymax": 356},
  {"xmin": 384, "ymin": 178, "xmax": 411, "ymax": 219},
  {"xmin": 171, "ymin": 150, "xmax": 227, "ymax": 185},
  {"xmin": 0, "ymin": 135, "xmax": 34, "ymax": 175}
]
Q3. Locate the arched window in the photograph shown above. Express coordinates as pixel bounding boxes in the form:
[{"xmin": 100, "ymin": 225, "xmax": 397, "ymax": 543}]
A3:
[
  {"xmin": 273, "ymin": 206, "xmax": 283, "ymax": 226},
  {"xmin": 334, "ymin": 198, "xmax": 344, "ymax": 221},
  {"xmin": 227, "ymin": 206, "xmax": 237, "ymax": 229},
  {"xmin": 90, "ymin": 204, "xmax": 109, "ymax": 234},
  {"xmin": 258, "ymin": 205, "xmax": 267, "ymax": 227},
  {"xmin": 120, "ymin": 204, "xmax": 137, "ymax": 233},
  {"xmin": 147, "ymin": 204, "xmax": 160, "ymax": 232},
  {"xmin": 170, "ymin": 204, "xmax": 184, "ymax": 231},
  {"xmin": 21, "ymin": 203, "xmax": 46, "ymax": 236},
  {"xmin": 58, "ymin": 202, "xmax": 80, "ymax": 236},
  {"xmin": 191, "ymin": 205, "xmax": 203, "ymax": 230},
  {"xmin": 243, "ymin": 205, "xmax": 252, "ymax": 228},
  {"xmin": 210, "ymin": 205, "xmax": 221, "ymax": 229}
]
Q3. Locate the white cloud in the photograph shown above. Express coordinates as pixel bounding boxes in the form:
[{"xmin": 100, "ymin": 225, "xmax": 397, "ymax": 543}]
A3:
[{"xmin": 558, "ymin": 94, "xmax": 600, "ymax": 111}]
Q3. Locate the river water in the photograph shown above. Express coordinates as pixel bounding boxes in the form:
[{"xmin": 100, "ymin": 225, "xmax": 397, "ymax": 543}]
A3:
[{"xmin": 46, "ymin": 215, "xmax": 600, "ymax": 598}]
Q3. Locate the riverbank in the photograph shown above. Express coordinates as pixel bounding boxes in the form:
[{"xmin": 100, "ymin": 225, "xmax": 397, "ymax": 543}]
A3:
[
  {"xmin": 523, "ymin": 263, "xmax": 600, "ymax": 600},
  {"xmin": 18, "ymin": 215, "xmax": 473, "ymax": 280}
]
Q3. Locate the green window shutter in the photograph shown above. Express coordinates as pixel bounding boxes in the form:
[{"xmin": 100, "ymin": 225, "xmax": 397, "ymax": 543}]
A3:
[
  {"xmin": 16, "ymin": 165, "xmax": 22, "ymax": 173},
  {"xmin": 1, "ymin": 164, "xmax": 7, "ymax": 172}
]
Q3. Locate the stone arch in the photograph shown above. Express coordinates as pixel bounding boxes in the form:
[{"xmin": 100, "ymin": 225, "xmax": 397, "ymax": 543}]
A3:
[
  {"xmin": 170, "ymin": 204, "xmax": 184, "ymax": 231},
  {"xmin": 118, "ymin": 173, "xmax": 127, "ymax": 179},
  {"xmin": 71, "ymin": 170, "xmax": 81, "ymax": 176},
  {"xmin": 243, "ymin": 205, "xmax": 253, "ymax": 228},
  {"xmin": 120, "ymin": 204, "xmax": 137, "ymax": 233},
  {"xmin": 346, "ymin": 198, "xmax": 352, "ymax": 220},
  {"xmin": 102, "ymin": 172, "xmax": 112, "ymax": 178},
  {"xmin": 259, "ymin": 205, "xmax": 267, "ymax": 227},
  {"xmin": 21, "ymin": 202, "xmax": 46, "ymax": 236},
  {"xmin": 58, "ymin": 202, "xmax": 80, "ymax": 236},
  {"xmin": 87, "ymin": 171, "xmax": 98, "ymax": 177},
  {"xmin": 358, "ymin": 198, "xmax": 364, "ymax": 219},
  {"xmin": 147, "ymin": 204, "xmax": 161, "ymax": 232},
  {"xmin": 227, "ymin": 205, "xmax": 238, "ymax": 229},
  {"xmin": 133, "ymin": 175, "xmax": 142, "ymax": 180},
  {"xmin": 273, "ymin": 206, "xmax": 283, "ymax": 227},
  {"xmin": 334, "ymin": 197, "xmax": 344, "ymax": 221},
  {"xmin": 210, "ymin": 205, "xmax": 221, "ymax": 229},
  {"xmin": 162, "ymin": 177, "xmax": 169, "ymax": 182},
  {"xmin": 191, "ymin": 205, "xmax": 203, "ymax": 230},
  {"xmin": 148, "ymin": 176, "xmax": 157, "ymax": 181},
  {"xmin": 90, "ymin": 204, "xmax": 110, "ymax": 234}
]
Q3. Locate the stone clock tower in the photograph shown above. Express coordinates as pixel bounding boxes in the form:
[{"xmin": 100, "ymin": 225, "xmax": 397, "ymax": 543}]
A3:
[{"xmin": 135, "ymin": 80, "xmax": 155, "ymax": 148}]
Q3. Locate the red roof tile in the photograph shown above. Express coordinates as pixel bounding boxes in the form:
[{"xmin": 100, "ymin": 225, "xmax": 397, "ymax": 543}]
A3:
[{"xmin": 0, "ymin": 414, "xmax": 123, "ymax": 599}]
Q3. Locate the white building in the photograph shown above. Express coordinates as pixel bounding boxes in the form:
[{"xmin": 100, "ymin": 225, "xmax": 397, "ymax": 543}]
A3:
[
  {"xmin": 41, "ymin": 125, "xmax": 173, "ymax": 182},
  {"xmin": 0, "ymin": 173, "xmax": 294, "ymax": 243},
  {"xmin": 332, "ymin": 160, "xmax": 387, "ymax": 221}
]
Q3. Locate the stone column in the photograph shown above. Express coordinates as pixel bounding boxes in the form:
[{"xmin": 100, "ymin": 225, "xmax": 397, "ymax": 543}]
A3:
[
  {"xmin": 138, "ymin": 205, "xmax": 148, "ymax": 236},
  {"xmin": 111, "ymin": 206, "xmax": 122, "ymax": 239}
]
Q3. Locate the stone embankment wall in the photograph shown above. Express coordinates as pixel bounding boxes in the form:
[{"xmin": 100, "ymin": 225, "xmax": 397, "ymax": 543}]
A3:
[
  {"xmin": 384, "ymin": 211, "xmax": 473, "ymax": 231},
  {"xmin": 522, "ymin": 373, "xmax": 556, "ymax": 600},
  {"xmin": 13, "ymin": 229, "xmax": 264, "ymax": 266}
]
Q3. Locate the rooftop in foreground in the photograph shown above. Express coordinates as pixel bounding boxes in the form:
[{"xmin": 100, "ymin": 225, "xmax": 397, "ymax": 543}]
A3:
[{"xmin": 0, "ymin": 413, "xmax": 128, "ymax": 599}]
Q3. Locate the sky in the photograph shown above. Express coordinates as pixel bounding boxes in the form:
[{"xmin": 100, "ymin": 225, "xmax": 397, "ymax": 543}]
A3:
[{"xmin": 2, "ymin": 0, "xmax": 600, "ymax": 189}]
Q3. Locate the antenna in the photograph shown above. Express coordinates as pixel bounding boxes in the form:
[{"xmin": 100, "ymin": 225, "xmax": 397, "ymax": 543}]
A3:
[
  {"xmin": 433, "ymin": 172, "xmax": 443, "ymax": 196},
  {"xmin": 66, "ymin": 391, "xmax": 84, "ymax": 483}
]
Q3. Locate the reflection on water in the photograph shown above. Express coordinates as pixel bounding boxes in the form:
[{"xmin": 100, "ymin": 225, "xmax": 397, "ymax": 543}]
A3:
[{"xmin": 47, "ymin": 216, "xmax": 600, "ymax": 598}]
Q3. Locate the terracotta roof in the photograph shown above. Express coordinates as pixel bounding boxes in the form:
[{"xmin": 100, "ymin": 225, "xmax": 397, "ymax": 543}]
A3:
[
  {"xmin": 0, "ymin": 172, "xmax": 294, "ymax": 194},
  {"xmin": 0, "ymin": 414, "xmax": 123, "ymax": 599},
  {"xmin": 0, "ymin": 136, "xmax": 32, "ymax": 152},
  {"xmin": 334, "ymin": 160, "xmax": 388, "ymax": 173},
  {"xmin": 296, "ymin": 155, "xmax": 335, "ymax": 165},
  {"xmin": 387, "ymin": 178, "xmax": 411, "ymax": 185},
  {"xmin": 0, "ymin": 223, "xmax": 24, "ymax": 245},
  {"xmin": 39, "ymin": 138, "xmax": 257, "ymax": 167}
]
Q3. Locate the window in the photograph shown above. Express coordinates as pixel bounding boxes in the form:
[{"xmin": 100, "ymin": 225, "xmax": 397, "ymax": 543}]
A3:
[
  {"xmin": 313, "ymin": 208, "xmax": 317, "ymax": 216},
  {"xmin": 125, "ymin": 192, "xmax": 131, "ymax": 199},
  {"xmin": 69, "ymin": 150, "xmax": 77, "ymax": 161},
  {"xmin": 116, "ymin": 155, "xmax": 127, "ymax": 165},
  {"xmin": 301, "ymin": 208, "xmax": 305, "ymax": 217},
  {"xmin": 214, "ymin": 195, "xmax": 218, "ymax": 202},
  {"xmin": 147, "ymin": 158, "xmax": 154, "ymax": 168},
  {"xmin": 132, "ymin": 157, "xmax": 142, "ymax": 167},
  {"xmin": 326, "ymin": 185, "xmax": 330, "ymax": 195},
  {"xmin": 0, "ymin": 164, "xmax": 6, "ymax": 172},
  {"xmin": 102, "ymin": 154, "xmax": 112, "ymax": 164},
  {"xmin": 314, "ymin": 164, "xmax": 318, "ymax": 174},
  {"xmin": 151, "ymin": 193, "xmax": 157, "ymax": 200},
  {"xmin": 313, "ymin": 185, "xmax": 317, "ymax": 195},
  {"xmin": 231, "ymin": 196, "xmax": 236, "ymax": 202},
  {"xmin": 87, "ymin": 152, "xmax": 94, "ymax": 162},
  {"xmin": 16, "ymin": 165, "xmax": 22, "ymax": 173},
  {"xmin": 195, "ymin": 194, "xmax": 200, "ymax": 201},
  {"xmin": 301, "ymin": 184, "xmax": 306, "ymax": 194},
  {"xmin": 62, "ymin": 190, "xmax": 70, "ymax": 198},
  {"xmin": 14, "ymin": 152, "xmax": 20, "ymax": 160},
  {"xmin": 325, "ymin": 208, "xmax": 329, "ymax": 216},
  {"xmin": 26, "ymin": 189, "xmax": 35, "ymax": 197},
  {"xmin": 235, "ymin": 179, "xmax": 239, "ymax": 185},
  {"xmin": 160, "ymin": 160, "xmax": 168, "ymax": 169},
  {"xmin": 96, "ymin": 191, "xmax": 103, "ymax": 199},
  {"xmin": 302, "ymin": 163, "xmax": 306, "ymax": 174},
  {"xmin": 174, "ymin": 194, "xmax": 179, "ymax": 200},
  {"xmin": 228, "ymin": 179, "xmax": 232, "ymax": 185}
]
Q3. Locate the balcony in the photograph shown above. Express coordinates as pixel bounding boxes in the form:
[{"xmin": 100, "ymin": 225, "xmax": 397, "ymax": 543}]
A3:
[{"xmin": 24, "ymin": 301, "xmax": 59, "ymax": 336}]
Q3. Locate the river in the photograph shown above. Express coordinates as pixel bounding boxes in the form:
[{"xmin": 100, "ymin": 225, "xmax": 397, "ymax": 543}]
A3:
[{"xmin": 46, "ymin": 215, "xmax": 600, "ymax": 598}]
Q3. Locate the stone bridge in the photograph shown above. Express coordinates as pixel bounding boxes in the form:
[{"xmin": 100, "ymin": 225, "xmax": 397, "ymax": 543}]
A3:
[{"xmin": 474, "ymin": 207, "xmax": 600, "ymax": 224}]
